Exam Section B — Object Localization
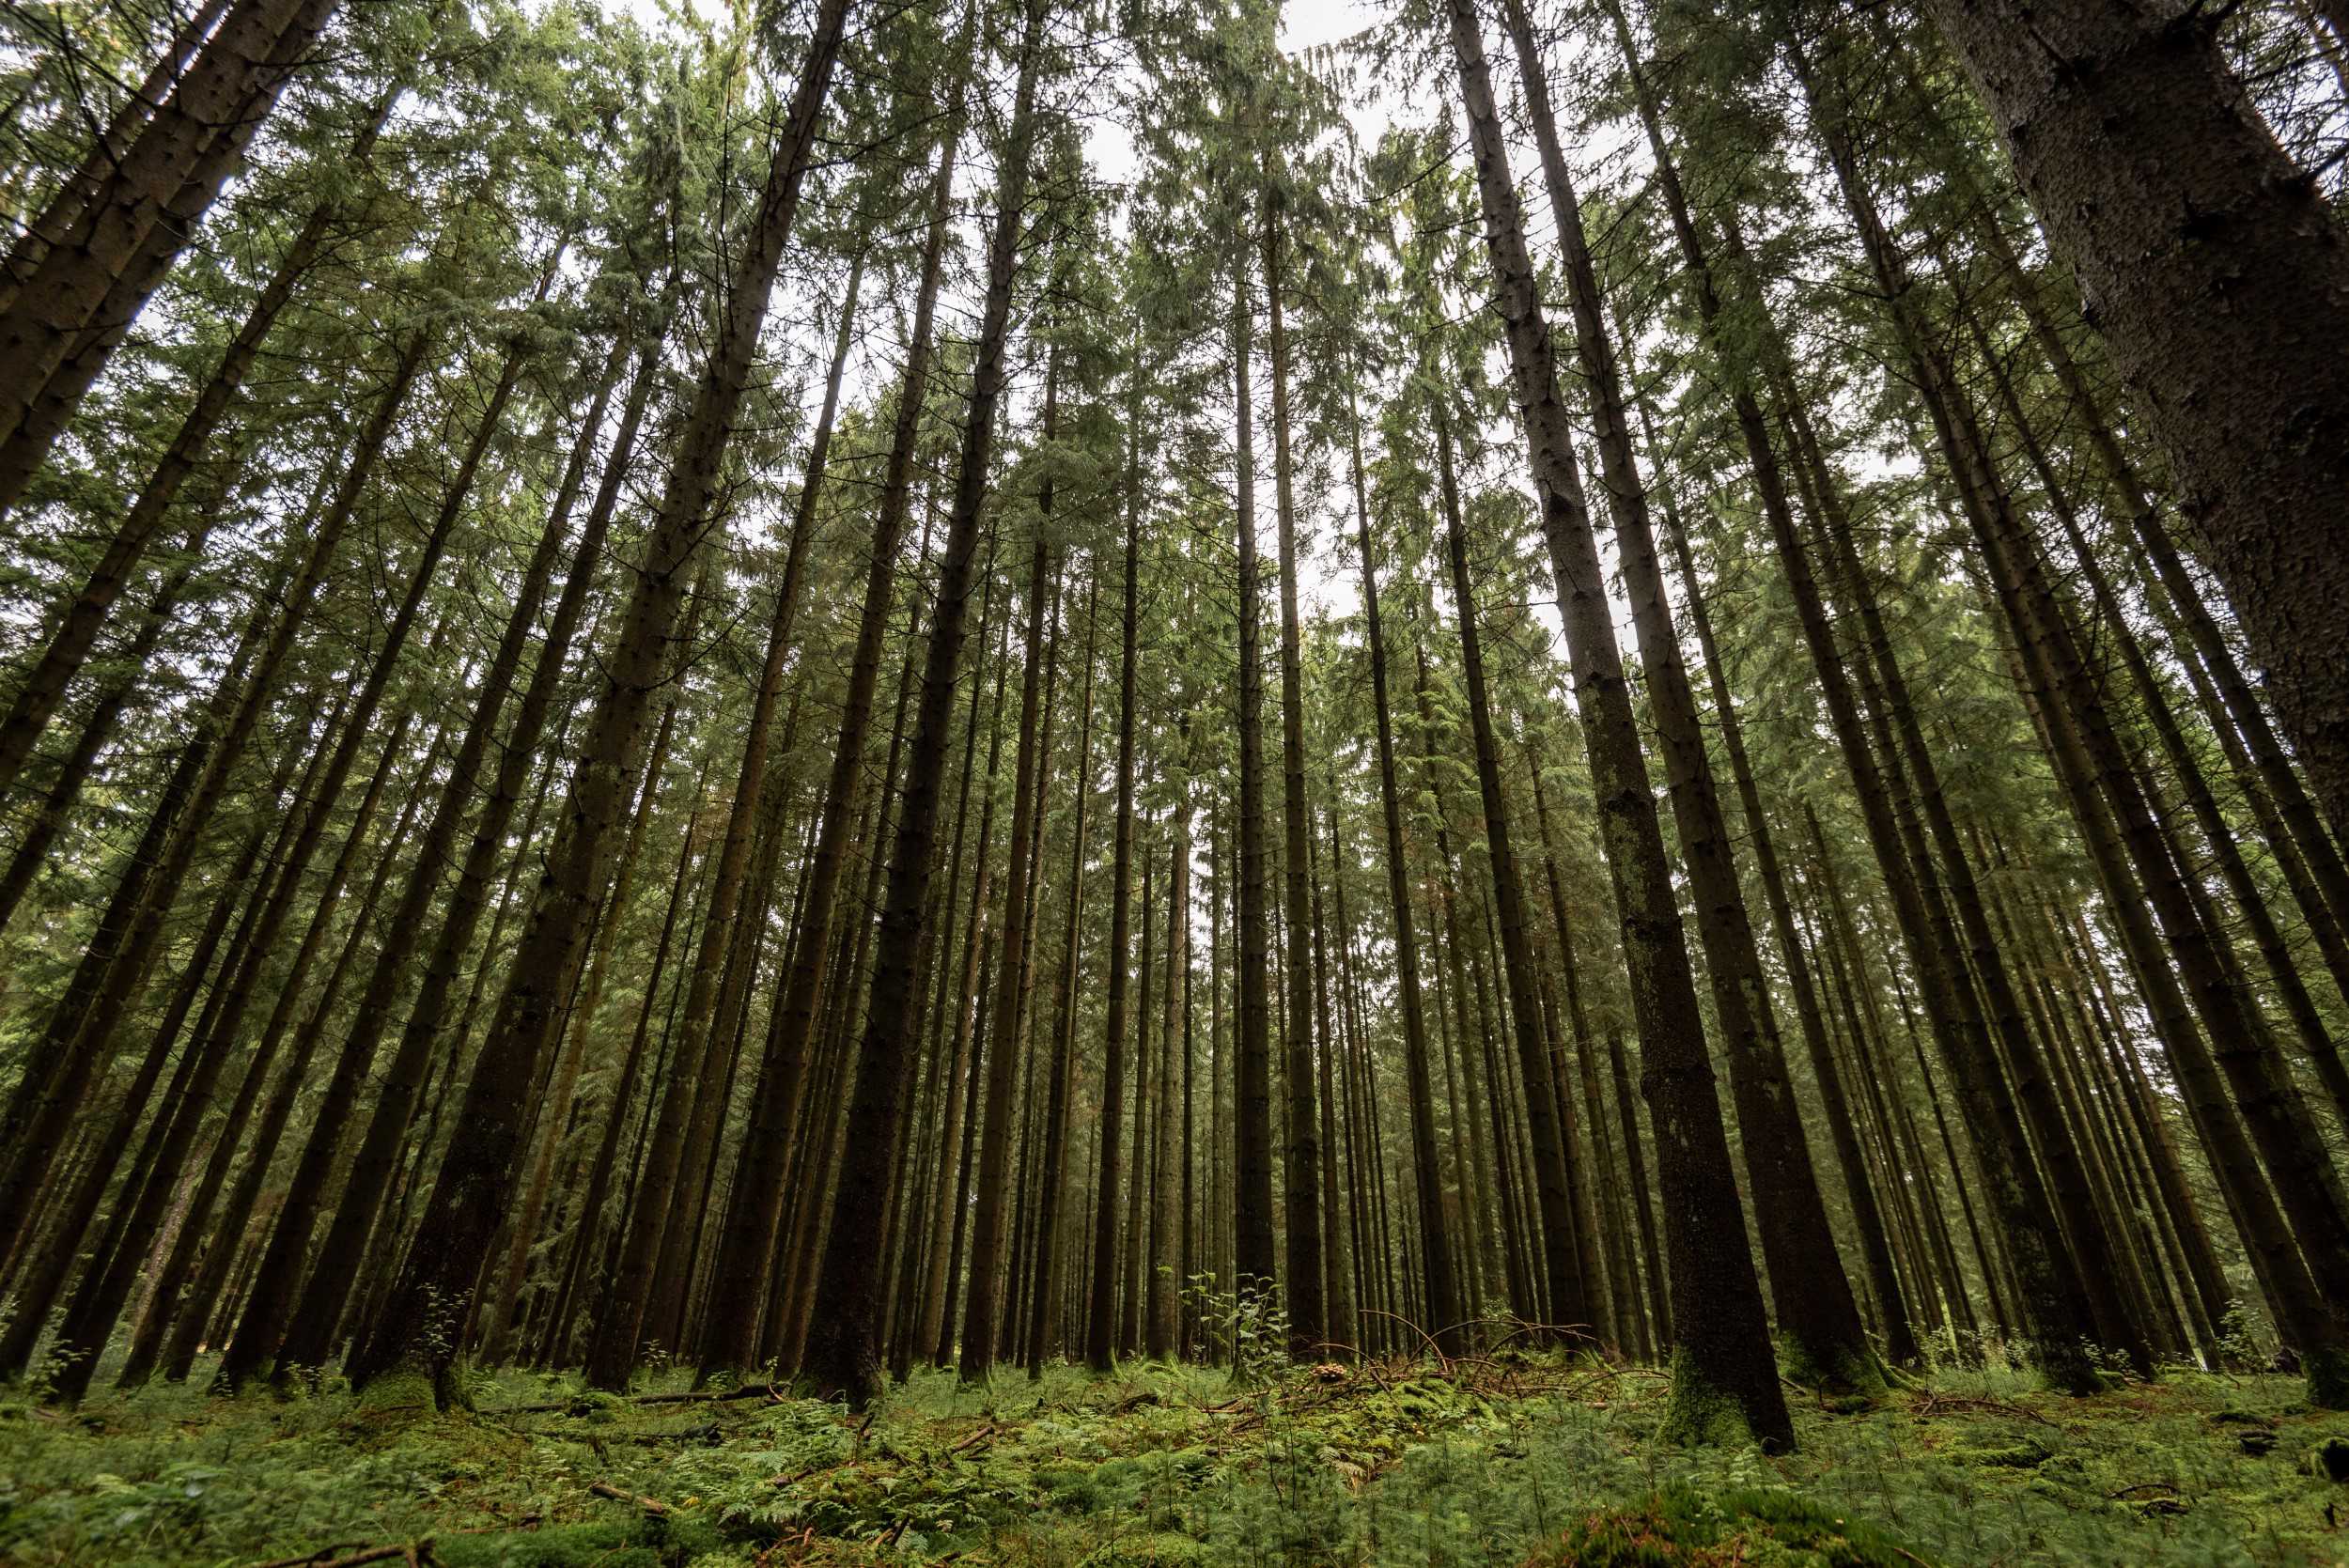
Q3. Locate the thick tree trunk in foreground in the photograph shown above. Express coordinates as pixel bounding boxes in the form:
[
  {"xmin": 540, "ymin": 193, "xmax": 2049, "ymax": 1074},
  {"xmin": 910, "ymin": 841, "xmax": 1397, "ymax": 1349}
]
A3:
[{"xmin": 1921, "ymin": 0, "xmax": 2349, "ymax": 836}]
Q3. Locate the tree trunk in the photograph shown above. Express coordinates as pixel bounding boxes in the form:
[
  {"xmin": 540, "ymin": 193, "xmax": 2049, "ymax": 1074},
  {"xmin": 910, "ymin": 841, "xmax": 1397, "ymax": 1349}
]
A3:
[
  {"xmin": 1449, "ymin": 0, "xmax": 1790, "ymax": 1451},
  {"xmin": 1343, "ymin": 380, "xmax": 1461, "ymax": 1353},
  {"xmin": 596, "ymin": 248, "xmax": 864, "ymax": 1388},
  {"xmin": 1921, "ymin": 0, "xmax": 2349, "ymax": 834},
  {"xmin": 1026, "ymin": 567, "xmax": 1097, "ymax": 1376},
  {"xmin": 1262, "ymin": 185, "xmax": 1322, "ymax": 1357},
  {"xmin": 1797, "ymin": 26, "xmax": 2348, "ymax": 1399},
  {"xmin": 1151, "ymin": 794, "xmax": 1191, "ymax": 1358},
  {"xmin": 1231, "ymin": 220, "xmax": 1277, "ymax": 1303},
  {"xmin": 794, "ymin": 0, "xmax": 1048, "ymax": 1405},
  {"xmin": 346, "ymin": 2, "xmax": 850, "ymax": 1404},
  {"xmin": 0, "ymin": 0, "xmax": 230, "ymax": 311},
  {"xmin": 1090, "ymin": 356, "xmax": 1145, "ymax": 1371},
  {"xmin": 1659, "ymin": 516, "xmax": 1919, "ymax": 1369}
]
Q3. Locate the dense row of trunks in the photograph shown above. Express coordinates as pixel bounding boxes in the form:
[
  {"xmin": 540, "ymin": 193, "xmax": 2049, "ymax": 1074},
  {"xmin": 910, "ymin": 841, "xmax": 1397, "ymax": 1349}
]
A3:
[{"xmin": 1, "ymin": 0, "xmax": 2346, "ymax": 1452}]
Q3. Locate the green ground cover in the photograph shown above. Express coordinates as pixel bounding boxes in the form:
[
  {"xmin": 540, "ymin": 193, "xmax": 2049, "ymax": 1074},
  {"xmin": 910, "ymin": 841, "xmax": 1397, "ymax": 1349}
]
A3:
[{"xmin": 3, "ymin": 1354, "xmax": 2344, "ymax": 1565}]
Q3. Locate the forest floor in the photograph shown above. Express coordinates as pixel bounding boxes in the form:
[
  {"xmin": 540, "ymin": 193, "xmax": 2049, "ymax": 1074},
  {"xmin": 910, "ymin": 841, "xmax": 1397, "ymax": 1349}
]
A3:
[{"xmin": 3, "ymin": 1351, "xmax": 2346, "ymax": 1566}]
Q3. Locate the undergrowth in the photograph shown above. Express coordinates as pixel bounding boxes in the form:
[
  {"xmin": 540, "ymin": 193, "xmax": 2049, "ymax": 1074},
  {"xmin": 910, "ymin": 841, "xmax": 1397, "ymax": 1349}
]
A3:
[{"xmin": 2, "ymin": 1352, "xmax": 2344, "ymax": 1565}]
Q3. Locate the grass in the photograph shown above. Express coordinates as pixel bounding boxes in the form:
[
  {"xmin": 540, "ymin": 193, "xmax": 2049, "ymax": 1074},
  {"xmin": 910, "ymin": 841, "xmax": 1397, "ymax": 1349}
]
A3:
[{"xmin": 1, "ymin": 1350, "xmax": 2345, "ymax": 1565}]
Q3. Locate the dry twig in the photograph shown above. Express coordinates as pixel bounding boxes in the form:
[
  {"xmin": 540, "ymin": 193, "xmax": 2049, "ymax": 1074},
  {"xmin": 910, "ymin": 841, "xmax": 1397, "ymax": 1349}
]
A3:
[
  {"xmin": 588, "ymin": 1480, "xmax": 673, "ymax": 1515},
  {"xmin": 248, "ymin": 1540, "xmax": 434, "ymax": 1568}
]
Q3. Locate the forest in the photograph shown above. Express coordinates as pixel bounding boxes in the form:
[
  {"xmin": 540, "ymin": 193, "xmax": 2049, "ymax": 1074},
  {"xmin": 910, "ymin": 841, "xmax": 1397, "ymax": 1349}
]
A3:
[{"xmin": 4, "ymin": 0, "xmax": 2349, "ymax": 1559}]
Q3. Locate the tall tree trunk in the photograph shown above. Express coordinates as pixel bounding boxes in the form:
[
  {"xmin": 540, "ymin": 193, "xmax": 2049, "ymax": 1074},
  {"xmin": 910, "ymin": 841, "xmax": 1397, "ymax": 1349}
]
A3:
[
  {"xmin": 346, "ymin": 3, "xmax": 851, "ymax": 1405},
  {"xmin": 918, "ymin": 611, "xmax": 1012, "ymax": 1368},
  {"xmin": 1497, "ymin": 0, "xmax": 1875, "ymax": 1396},
  {"xmin": 1090, "ymin": 356, "xmax": 1145, "ymax": 1372},
  {"xmin": 0, "ymin": 0, "xmax": 230, "ymax": 309},
  {"xmin": 1122, "ymin": 849, "xmax": 1156, "ymax": 1358},
  {"xmin": 1231, "ymin": 219, "xmax": 1277, "ymax": 1303},
  {"xmin": 480, "ymin": 639, "xmax": 685, "ymax": 1365},
  {"xmin": 1307, "ymin": 802, "xmax": 1354, "ymax": 1355},
  {"xmin": 1262, "ymin": 184, "xmax": 1321, "ymax": 1356},
  {"xmin": 1603, "ymin": 0, "xmax": 2106, "ymax": 1389},
  {"xmin": 702, "ymin": 79, "xmax": 977, "ymax": 1385},
  {"xmin": 1343, "ymin": 381, "xmax": 1460, "ymax": 1353},
  {"xmin": 796, "ymin": 0, "xmax": 1049, "ymax": 1405},
  {"xmin": 1797, "ymin": 27, "xmax": 2349, "ymax": 1400},
  {"xmin": 594, "ymin": 250, "xmax": 864, "ymax": 1388},
  {"xmin": 1026, "ymin": 569, "xmax": 1097, "ymax": 1376},
  {"xmin": 1448, "ymin": 0, "xmax": 1790, "ymax": 1450},
  {"xmin": 1920, "ymin": 0, "xmax": 2349, "ymax": 833},
  {"xmin": 1151, "ymin": 789, "xmax": 1191, "ymax": 1358}
]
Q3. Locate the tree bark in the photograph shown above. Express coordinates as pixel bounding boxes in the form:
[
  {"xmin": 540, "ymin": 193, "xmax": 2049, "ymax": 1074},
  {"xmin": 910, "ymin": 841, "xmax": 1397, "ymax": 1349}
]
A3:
[
  {"xmin": 796, "ymin": 0, "xmax": 1048, "ymax": 1405},
  {"xmin": 346, "ymin": 1, "xmax": 850, "ymax": 1403},
  {"xmin": 1262, "ymin": 184, "xmax": 1321, "ymax": 1357},
  {"xmin": 1921, "ymin": 0, "xmax": 2349, "ymax": 835},
  {"xmin": 1449, "ymin": 0, "xmax": 1789, "ymax": 1450},
  {"xmin": 1343, "ymin": 380, "xmax": 1460, "ymax": 1353}
]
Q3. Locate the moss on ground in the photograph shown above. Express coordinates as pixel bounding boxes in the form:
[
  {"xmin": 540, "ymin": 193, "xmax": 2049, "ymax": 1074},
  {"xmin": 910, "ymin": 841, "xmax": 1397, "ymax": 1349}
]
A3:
[
  {"xmin": 2, "ymin": 1354, "xmax": 2345, "ymax": 1564},
  {"xmin": 1522, "ymin": 1483, "xmax": 1919, "ymax": 1566}
]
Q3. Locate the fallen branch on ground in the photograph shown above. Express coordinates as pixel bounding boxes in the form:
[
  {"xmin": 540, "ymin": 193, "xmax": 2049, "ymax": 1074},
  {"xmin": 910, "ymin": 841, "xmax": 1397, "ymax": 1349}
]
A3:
[
  {"xmin": 2108, "ymin": 1482, "xmax": 2184, "ymax": 1498},
  {"xmin": 767, "ymin": 1452, "xmax": 858, "ymax": 1487},
  {"xmin": 248, "ymin": 1540, "xmax": 434, "ymax": 1568},
  {"xmin": 493, "ymin": 1383, "xmax": 785, "ymax": 1415},
  {"xmin": 1913, "ymin": 1392, "xmax": 2061, "ymax": 1428},
  {"xmin": 589, "ymin": 1480, "xmax": 673, "ymax": 1515}
]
